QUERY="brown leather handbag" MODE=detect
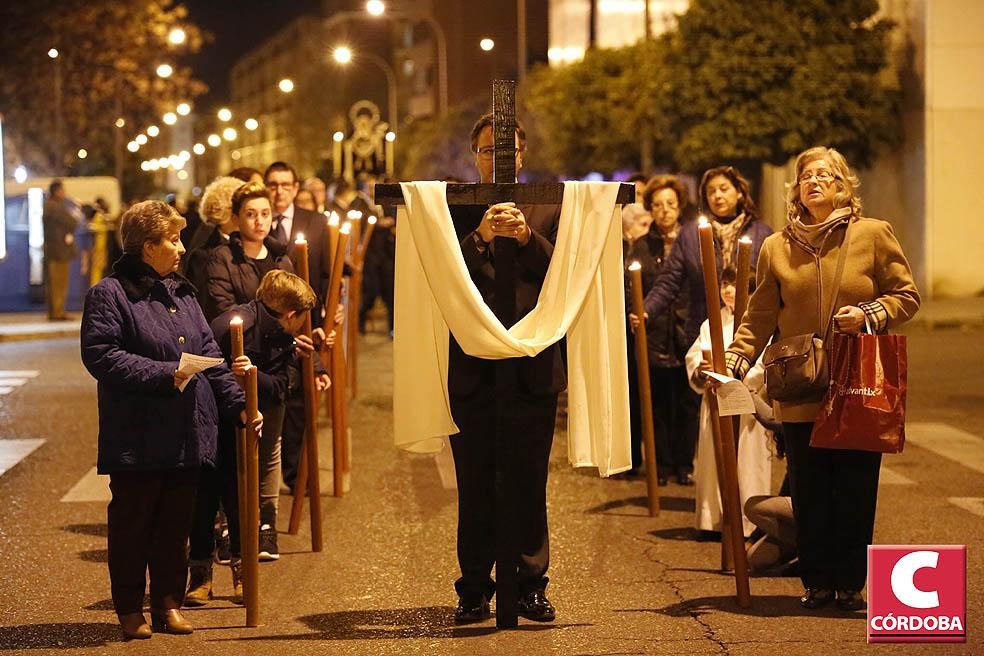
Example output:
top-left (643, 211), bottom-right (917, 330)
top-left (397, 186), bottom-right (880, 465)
top-left (762, 221), bottom-right (852, 403)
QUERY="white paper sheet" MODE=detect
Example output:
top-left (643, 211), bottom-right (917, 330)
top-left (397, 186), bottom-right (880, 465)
top-left (705, 371), bottom-right (756, 417)
top-left (176, 352), bottom-right (225, 392)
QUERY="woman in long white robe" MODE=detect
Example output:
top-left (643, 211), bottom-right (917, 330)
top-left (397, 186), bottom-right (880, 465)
top-left (685, 303), bottom-right (774, 537)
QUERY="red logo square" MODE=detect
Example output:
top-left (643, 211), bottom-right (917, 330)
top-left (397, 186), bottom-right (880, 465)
top-left (867, 545), bottom-right (966, 643)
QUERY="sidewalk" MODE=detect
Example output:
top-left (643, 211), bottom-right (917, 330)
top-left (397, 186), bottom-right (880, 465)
top-left (1, 296), bottom-right (982, 342)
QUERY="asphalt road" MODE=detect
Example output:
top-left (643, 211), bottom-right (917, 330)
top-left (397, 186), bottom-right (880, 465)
top-left (0, 326), bottom-right (981, 655)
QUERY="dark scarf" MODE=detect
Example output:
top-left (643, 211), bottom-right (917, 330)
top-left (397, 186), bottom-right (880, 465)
top-left (112, 253), bottom-right (196, 301)
top-left (711, 212), bottom-right (750, 269)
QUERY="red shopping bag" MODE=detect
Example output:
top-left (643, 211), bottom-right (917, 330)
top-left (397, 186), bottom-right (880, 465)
top-left (809, 331), bottom-right (907, 453)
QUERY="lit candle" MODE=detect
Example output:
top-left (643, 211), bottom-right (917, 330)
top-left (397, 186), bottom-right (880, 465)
top-left (359, 215), bottom-right (377, 258)
top-left (328, 212), bottom-right (340, 263)
top-left (230, 315), bottom-right (244, 360)
top-left (734, 236), bottom-right (753, 327)
top-left (385, 137), bottom-right (395, 177)
top-left (294, 233), bottom-right (310, 284)
top-left (332, 137), bottom-right (342, 177)
top-left (344, 141), bottom-right (354, 183)
top-left (347, 210), bottom-right (362, 261)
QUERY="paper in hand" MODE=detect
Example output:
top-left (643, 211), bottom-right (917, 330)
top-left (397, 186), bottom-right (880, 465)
top-left (177, 352), bottom-right (225, 392)
top-left (705, 371), bottom-right (756, 417)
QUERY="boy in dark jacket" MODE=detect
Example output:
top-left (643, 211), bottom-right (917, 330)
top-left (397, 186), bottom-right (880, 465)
top-left (185, 270), bottom-right (328, 605)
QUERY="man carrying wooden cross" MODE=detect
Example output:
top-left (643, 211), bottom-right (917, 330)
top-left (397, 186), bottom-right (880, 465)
top-left (446, 113), bottom-right (565, 624)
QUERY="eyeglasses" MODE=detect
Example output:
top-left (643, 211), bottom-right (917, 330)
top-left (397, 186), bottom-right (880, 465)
top-left (475, 146), bottom-right (525, 160)
top-left (266, 182), bottom-right (296, 190)
top-left (798, 170), bottom-right (836, 185)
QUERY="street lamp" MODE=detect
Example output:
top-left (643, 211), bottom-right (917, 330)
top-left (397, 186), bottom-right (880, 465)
top-left (147, 125), bottom-right (160, 137)
top-left (331, 46), bottom-right (397, 130)
top-left (480, 38), bottom-right (495, 51)
top-left (193, 143), bottom-right (206, 155)
top-left (163, 112), bottom-right (177, 125)
top-left (48, 48), bottom-right (59, 59)
top-left (176, 102), bottom-right (191, 116)
top-left (366, 0), bottom-right (385, 16)
top-left (168, 27), bottom-right (187, 46)
top-left (127, 141), bottom-right (139, 152)
top-left (278, 78), bottom-right (294, 93)
top-left (77, 148), bottom-right (88, 159)
top-left (244, 118), bottom-right (259, 131)
top-left (14, 165), bottom-right (28, 183)
top-left (115, 117), bottom-right (126, 128)
top-left (135, 134), bottom-right (148, 145)
top-left (156, 63), bottom-right (173, 78)
top-left (217, 107), bottom-right (232, 122)
top-left (207, 133), bottom-right (221, 147)
top-left (223, 127), bottom-right (237, 141)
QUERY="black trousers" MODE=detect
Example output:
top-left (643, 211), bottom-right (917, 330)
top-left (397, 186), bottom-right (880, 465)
top-left (280, 392), bottom-right (305, 490)
top-left (107, 469), bottom-right (199, 614)
top-left (628, 360), bottom-right (699, 475)
top-left (188, 430), bottom-right (240, 562)
top-left (783, 422), bottom-right (882, 591)
top-left (449, 386), bottom-right (557, 601)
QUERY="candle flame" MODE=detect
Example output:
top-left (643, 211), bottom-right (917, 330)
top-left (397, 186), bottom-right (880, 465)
top-left (627, 261), bottom-right (642, 272)
top-left (295, 233), bottom-right (306, 244)
top-left (328, 212), bottom-right (340, 226)
top-left (230, 315), bottom-right (243, 326)
top-left (347, 210), bottom-right (363, 220)
top-left (698, 215), bottom-right (709, 227)
top-left (739, 235), bottom-right (753, 244)
top-left (368, 215), bottom-right (377, 225)
top-left (340, 222), bottom-right (352, 235)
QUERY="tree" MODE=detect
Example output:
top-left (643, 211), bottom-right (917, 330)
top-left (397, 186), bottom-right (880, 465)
top-left (664, 0), bottom-right (901, 172)
top-left (522, 40), bottom-right (671, 177)
top-left (0, 0), bottom-right (207, 180)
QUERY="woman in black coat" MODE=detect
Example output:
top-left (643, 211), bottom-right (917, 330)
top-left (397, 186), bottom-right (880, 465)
top-left (625, 176), bottom-right (699, 485)
top-left (81, 201), bottom-right (261, 640)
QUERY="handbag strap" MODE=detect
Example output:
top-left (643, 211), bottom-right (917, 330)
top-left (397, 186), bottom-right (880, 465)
top-left (821, 218), bottom-right (853, 343)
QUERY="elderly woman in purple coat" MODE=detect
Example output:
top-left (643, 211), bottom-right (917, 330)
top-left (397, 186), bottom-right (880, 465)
top-left (81, 201), bottom-right (261, 640)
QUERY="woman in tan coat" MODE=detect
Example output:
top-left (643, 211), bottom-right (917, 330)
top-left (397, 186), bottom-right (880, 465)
top-left (725, 146), bottom-right (920, 612)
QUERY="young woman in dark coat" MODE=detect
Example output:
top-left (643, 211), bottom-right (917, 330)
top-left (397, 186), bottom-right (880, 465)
top-left (81, 201), bottom-right (261, 640)
top-left (624, 176), bottom-right (699, 485)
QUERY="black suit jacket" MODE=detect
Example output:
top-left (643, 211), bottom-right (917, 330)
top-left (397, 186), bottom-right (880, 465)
top-left (448, 204), bottom-right (567, 397)
top-left (284, 205), bottom-right (331, 328)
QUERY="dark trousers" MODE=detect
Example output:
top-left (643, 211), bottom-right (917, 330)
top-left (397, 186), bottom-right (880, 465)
top-left (783, 422), bottom-right (882, 591)
top-left (449, 386), bottom-right (557, 601)
top-left (280, 392), bottom-right (305, 491)
top-left (358, 262), bottom-right (395, 333)
top-left (107, 469), bottom-right (199, 614)
top-left (628, 360), bottom-right (698, 475)
top-left (189, 432), bottom-right (240, 562)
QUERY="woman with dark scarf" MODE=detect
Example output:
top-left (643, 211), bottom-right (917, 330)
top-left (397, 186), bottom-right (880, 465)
top-left (632, 166), bottom-right (772, 363)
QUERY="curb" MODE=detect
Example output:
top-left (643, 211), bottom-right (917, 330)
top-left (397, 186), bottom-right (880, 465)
top-left (0, 328), bottom-right (81, 344)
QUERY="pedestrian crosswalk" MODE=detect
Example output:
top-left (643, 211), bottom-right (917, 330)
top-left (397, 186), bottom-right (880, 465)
top-left (0, 370), bottom-right (39, 396)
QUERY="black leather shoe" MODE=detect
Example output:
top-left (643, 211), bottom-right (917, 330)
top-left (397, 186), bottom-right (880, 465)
top-left (836, 590), bottom-right (865, 611)
top-left (676, 472), bottom-right (695, 486)
top-left (454, 596), bottom-right (491, 624)
top-left (517, 590), bottom-right (556, 622)
top-left (800, 588), bottom-right (835, 609)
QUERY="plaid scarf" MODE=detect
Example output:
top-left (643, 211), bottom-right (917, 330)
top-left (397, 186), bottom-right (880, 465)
top-left (711, 212), bottom-right (750, 269)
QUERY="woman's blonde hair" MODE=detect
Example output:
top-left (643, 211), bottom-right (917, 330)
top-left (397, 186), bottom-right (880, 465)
top-left (200, 176), bottom-right (244, 227)
top-left (120, 201), bottom-right (185, 254)
top-left (786, 146), bottom-right (862, 222)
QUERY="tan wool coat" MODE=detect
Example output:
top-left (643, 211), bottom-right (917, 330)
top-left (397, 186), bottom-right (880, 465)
top-left (725, 214), bottom-right (920, 422)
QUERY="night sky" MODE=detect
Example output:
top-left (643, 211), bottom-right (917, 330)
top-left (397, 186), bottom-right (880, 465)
top-left (184, 0), bottom-right (322, 107)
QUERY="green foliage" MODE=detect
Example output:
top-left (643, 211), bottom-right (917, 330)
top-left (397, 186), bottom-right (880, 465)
top-left (0, 0), bottom-right (208, 177)
top-left (664, 0), bottom-right (901, 171)
top-left (522, 40), bottom-right (670, 177)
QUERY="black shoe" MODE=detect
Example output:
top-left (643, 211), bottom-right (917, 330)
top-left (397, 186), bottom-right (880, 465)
top-left (517, 590), bottom-right (555, 622)
top-left (657, 475), bottom-right (669, 487)
top-left (454, 595), bottom-right (491, 624)
top-left (259, 524), bottom-right (280, 561)
top-left (800, 587), bottom-right (835, 609)
top-left (676, 472), bottom-right (695, 486)
top-left (836, 590), bottom-right (865, 611)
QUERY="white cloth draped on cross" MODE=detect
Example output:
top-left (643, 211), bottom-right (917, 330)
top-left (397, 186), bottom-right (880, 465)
top-left (392, 180), bottom-right (631, 477)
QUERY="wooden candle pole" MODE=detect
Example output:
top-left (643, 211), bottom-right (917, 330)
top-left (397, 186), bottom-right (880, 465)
top-left (325, 224), bottom-right (351, 493)
top-left (697, 216), bottom-right (752, 607)
top-left (243, 365), bottom-right (260, 626)
top-left (734, 236), bottom-right (752, 327)
top-left (327, 212), bottom-right (340, 263)
top-left (346, 212), bottom-right (363, 400)
top-left (628, 262), bottom-right (660, 517)
top-left (229, 316), bottom-right (252, 619)
top-left (286, 233), bottom-right (324, 552)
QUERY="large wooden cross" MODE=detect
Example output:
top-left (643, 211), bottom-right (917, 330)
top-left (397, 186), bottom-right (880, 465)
top-left (375, 80), bottom-right (633, 629)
